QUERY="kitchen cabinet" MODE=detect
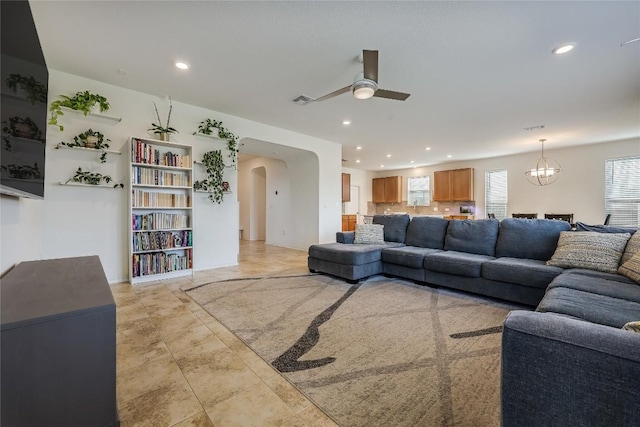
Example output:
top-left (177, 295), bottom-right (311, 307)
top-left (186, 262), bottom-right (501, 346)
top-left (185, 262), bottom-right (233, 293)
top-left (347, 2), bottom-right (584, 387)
top-left (342, 214), bottom-right (356, 231)
top-left (433, 168), bottom-right (474, 202)
top-left (342, 173), bottom-right (351, 202)
top-left (372, 176), bottom-right (402, 203)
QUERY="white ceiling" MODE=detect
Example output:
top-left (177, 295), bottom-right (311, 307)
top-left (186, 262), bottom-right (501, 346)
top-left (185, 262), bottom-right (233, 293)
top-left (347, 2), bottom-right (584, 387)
top-left (30, 1), bottom-right (640, 171)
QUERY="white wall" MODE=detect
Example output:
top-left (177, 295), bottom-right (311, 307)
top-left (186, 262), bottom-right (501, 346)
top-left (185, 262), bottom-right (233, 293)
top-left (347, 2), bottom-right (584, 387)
top-left (0, 70), bottom-right (342, 279)
top-left (373, 138), bottom-right (640, 224)
top-left (341, 167), bottom-right (374, 216)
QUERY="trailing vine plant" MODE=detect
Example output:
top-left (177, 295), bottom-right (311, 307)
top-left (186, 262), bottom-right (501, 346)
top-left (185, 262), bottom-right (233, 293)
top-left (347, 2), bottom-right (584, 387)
top-left (2, 163), bottom-right (42, 180)
top-left (193, 150), bottom-right (225, 203)
top-left (2, 116), bottom-right (44, 150)
top-left (65, 167), bottom-right (123, 188)
top-left (49, 91), bottom-right (110, 131)
top-left (197, 118), bottom-right (240, 168)
top-left (56, 129), bottom-right (111, 163)
top-left (5, 74), bottom-right (47, 104)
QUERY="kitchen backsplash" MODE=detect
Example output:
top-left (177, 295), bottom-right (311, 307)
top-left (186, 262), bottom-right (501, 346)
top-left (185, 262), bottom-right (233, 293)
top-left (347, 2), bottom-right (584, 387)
top-left (368, 201), bottom-right (476, 216)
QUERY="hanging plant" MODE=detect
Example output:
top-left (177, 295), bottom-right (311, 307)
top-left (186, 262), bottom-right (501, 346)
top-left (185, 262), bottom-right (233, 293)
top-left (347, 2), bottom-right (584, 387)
top-left (49, 91), bottom-right (110, 131)
top-left (56, 129), bottom-right (111, 163)
top-left (4, 73), bottom-right (47, 104)
top-left (149, 97), bottom-right (178, 139)
top-left (193, 150), bottom-right (225, 203)
top-left (2, 163), bottom-right (42, 180)
top-left (197, 118), bottom-right (240, 167)
top-left (66, 167), bottom-right (123, 188)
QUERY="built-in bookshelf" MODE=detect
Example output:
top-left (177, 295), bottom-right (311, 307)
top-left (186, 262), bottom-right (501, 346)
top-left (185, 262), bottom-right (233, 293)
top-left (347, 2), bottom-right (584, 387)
top-left (128, 136), bottom-right (193, 284)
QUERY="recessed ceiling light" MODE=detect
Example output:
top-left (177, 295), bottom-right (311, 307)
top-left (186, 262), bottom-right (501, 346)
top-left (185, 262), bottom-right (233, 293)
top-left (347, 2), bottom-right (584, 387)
top-left (356, 160), bottom-right (360, 163)
top-left (342, 120), bottom-right (351, 125)
top-left (447, 154), bottom-right (452, 158)
top-left (386, 154), bottom-right (392, 158)
top-left (380, 164), bottom-right (385, 168)
top-left (410, 160), bottom-right (415, 164)
top-left (425, 147), bottom-right (431, 151)
top-left (552, 44), bottom-right (575, 55)
top-left (356, 146), bottom-right (362, 150)
top-left (175, 61), bottom-right (190, 70)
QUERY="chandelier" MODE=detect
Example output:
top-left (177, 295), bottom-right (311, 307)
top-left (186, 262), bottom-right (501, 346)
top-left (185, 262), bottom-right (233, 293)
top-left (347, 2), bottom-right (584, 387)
top-left (525, 139), bottom-right (561, 186)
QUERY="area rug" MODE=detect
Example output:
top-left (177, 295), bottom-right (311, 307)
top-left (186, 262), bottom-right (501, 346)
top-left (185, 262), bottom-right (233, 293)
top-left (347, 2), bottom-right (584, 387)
top-left (185, 274), bottom-right (526, 426)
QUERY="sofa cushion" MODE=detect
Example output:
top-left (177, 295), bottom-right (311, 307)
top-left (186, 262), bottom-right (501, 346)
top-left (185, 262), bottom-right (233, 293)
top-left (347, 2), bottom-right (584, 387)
top-left (619, 251), bottom-right (640, 284)
top-left (621, 232), bottom-right (640, 264)
top-left (575, 222), bottom-right (637, 235)
top-left (444, 219), bottom-right (500, 256)
top-left (308, 242), bottom-right (402, 265)
top-left (381, 246), bottom-right (442, 269)
top-left (548, 271), bottom-right (640, 304)
top-left (495, 218), bottom-right (571, 260)
top-left (561, 268), bottom-right (636, 285)
top-left (424, 251), bottom-right (495, 278)
top-left (404, 216), bottom-right (449, 249)
top-left (373, 214), bottom-right (411, 243)
top-left (546, 231), bottom-right (631, 274)
top-left (536, 286), bottom-right (640, 328)
top-left (353, 224), bottom-right (384, 244)
top-left (482, 257), bottom-right (564, 289)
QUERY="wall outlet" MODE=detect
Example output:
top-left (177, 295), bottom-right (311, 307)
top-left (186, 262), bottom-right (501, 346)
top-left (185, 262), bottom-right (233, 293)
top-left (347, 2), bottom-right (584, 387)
top-left (433, 207), bottom-right (438, 211)
top-left (444, 208), bottom-right (450, 212)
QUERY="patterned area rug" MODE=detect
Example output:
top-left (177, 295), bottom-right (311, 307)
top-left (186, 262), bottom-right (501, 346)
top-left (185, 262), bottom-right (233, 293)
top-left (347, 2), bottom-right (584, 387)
top-left (185, 274), bottom-right (525, 426)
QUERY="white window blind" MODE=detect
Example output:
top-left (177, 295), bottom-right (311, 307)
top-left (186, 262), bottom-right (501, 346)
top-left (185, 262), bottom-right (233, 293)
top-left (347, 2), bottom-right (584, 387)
top-left (408, 176), bottom-right (431, 206)
top-left (605, 156), bottom-right (640, 227)
top-left (485, 169), bottom-right (508, 220)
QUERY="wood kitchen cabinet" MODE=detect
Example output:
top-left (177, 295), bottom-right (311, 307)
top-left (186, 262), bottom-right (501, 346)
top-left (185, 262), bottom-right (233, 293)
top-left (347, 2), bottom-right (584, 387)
top-left (433, 168), bottom-right (474, 201)
top-left (342, 173), bottom-right (351, 202)
top-left (372, 176), bottom-right (402, 203)
top-left (342, 214), bottom-right (356, 231)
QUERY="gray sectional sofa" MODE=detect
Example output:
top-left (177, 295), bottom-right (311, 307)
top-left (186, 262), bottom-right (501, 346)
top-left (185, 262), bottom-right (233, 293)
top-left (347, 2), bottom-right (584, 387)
top-left (308, 214), bottom-right (640, 426)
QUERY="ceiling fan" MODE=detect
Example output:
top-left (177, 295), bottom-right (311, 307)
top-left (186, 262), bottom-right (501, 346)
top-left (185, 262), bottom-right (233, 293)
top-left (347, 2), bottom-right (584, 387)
top-left (306, 50), bottom-right (411, 103)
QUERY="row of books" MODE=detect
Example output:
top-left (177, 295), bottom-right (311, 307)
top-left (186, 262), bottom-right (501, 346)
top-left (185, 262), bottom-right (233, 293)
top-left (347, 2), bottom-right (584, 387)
top-left (131, 166), bottom-right (190, 187)
top-left (132, 230), bottom-right (193, 252)
top-left (132, 212), bottom-right (189, 230)
top-left (132, 189), bottom-right (190, 208)
top-left (131, 138), bottom-right (191, 167)
top-left (132, 249), bottom-right (192, 278)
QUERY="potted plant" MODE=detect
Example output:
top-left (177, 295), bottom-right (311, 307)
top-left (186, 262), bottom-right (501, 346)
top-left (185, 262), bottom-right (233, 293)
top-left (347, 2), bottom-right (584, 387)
top-left (197, 118), bottom-right (240, 167)
top-left (1, 163), bottom-right (42, 180)
top-left (193, 150), bottom-right (225, 203)
top-left (49, 90), bottom-right (110, 131)
top-left (149, 97), bottom-right (178, 141)
top-left (56, 129), bottom-right (112, 163)
top-left (4, 73), bottom-right (47, 104)
top-left (65, 167), bottom-right (123, 188)
top-left (2, 116), bottom-right (43, 141)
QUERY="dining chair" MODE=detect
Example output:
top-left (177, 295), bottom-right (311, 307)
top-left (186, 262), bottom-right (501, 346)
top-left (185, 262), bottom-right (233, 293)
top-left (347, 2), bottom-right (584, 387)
top-left (544, 213), bottom-right (574, 223)
top-left (512, 213), bottom-right (538, 219)
top-left (488, 213), bottom-right (496, 219)
top-left (604, 214), bottom-right (611, 225)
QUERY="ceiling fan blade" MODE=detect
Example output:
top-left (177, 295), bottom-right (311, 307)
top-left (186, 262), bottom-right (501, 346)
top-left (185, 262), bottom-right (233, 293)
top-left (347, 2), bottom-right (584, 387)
top-left (315, 85), bottom-right (351, 102)
top-left (363, 50), bottom-right (378, 83)
top-left (373, 89), bottom-right (411, 101)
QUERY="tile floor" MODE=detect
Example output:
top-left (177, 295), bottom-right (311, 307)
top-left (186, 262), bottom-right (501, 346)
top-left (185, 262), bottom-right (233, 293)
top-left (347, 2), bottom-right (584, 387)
top-left (112, 241), bottom-right (338, 426)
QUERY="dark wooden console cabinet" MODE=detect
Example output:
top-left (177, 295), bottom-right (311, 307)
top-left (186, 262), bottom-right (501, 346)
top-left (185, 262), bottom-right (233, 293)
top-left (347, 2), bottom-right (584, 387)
top-left (1, 256), bottom-right (119, 426)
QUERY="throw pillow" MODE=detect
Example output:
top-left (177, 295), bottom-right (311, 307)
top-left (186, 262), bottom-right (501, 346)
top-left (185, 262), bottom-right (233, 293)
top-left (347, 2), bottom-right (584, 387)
top-left (546, 231), bottom-right (631, 274)
top-left (353, 224), bottom-right (385, 245)
top-left (618, 251), bottom-right (640, 284)
top-left (621, 232), bottom-right (640, 264)
top-left (622, 321), bottom-right (640, 333)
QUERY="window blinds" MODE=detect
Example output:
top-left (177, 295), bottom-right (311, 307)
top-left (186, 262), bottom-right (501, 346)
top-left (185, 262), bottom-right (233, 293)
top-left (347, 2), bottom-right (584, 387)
top-left (605, 156), bottom-right (640, 227)
top-left (485, 169), bottom-right (508, 220)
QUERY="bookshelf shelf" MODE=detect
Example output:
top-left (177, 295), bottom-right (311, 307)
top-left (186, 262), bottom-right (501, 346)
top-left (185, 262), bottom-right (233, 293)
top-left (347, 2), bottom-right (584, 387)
top-left (128, 137), bottom-right (194, 284)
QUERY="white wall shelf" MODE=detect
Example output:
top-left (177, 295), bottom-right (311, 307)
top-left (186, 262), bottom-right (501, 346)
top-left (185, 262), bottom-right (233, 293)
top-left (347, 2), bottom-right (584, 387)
top-left (195, 189), bottom-right (232, 194)
top-left (55, 145), bottom-right (121, 155)
top-left (58, 181), bottom-right (123, 189)
top-left (60, 106), bottom-right (122, 123)
top-left (192, 131), bottom-right (220, 140)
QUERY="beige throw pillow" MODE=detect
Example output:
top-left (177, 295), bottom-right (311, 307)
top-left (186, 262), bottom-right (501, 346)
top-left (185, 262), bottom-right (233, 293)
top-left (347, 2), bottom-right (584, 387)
top-left (353, 224), bottom-right (385, 245)
top-left (621, 232), bottom-right (640, 264)
top-left (622, 321), bottom-right (640, 333)
top-left (546, 231), bottom-right (631, 274)
top-left (618, 251), bottom-right (640, 284)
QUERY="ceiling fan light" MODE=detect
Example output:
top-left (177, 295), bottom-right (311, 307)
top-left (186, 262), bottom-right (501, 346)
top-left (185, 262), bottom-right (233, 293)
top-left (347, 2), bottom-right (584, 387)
top-left (352, 79), bottom-right (377, 100)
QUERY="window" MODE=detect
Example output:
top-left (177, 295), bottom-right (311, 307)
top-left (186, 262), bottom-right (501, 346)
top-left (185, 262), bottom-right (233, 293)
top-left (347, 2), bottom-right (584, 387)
top-left (485, 170), bottom-right (508, 220)
top-left (605, 156), bottom-right (640, 227)
top-left (407, 176), bottom-right (431, 206)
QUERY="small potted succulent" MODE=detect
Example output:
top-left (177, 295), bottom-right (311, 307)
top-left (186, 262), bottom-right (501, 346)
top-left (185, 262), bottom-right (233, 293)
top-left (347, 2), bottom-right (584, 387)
top-left (49, 90), bottom-right (110, 131)
top-left (149, 97), bottom-right (178, 141)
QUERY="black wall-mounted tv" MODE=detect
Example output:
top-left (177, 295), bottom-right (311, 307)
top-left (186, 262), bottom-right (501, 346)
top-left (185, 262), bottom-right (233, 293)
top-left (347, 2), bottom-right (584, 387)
top-left (1, 0), bottom-right (49, 199)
